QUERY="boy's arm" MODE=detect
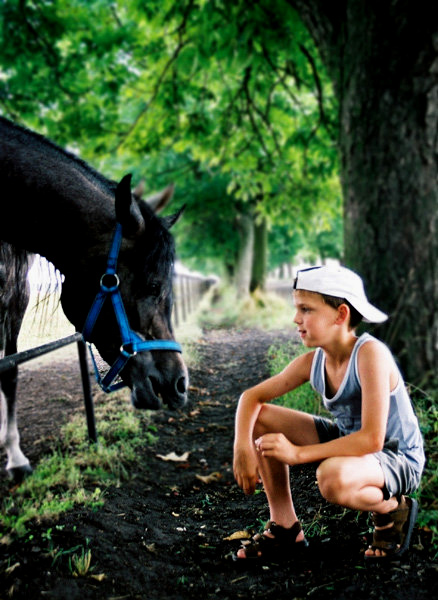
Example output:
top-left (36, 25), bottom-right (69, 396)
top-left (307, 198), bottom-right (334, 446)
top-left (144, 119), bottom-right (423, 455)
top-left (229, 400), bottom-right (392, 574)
top-left (233, 351), bottom-right (314, 494)
top-left (257, 341), bottom-right (392, 465)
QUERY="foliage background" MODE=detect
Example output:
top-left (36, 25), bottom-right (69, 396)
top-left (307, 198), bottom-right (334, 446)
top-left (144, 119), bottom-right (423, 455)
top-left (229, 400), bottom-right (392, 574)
top-left (0, 0), bottom-right (342, 281)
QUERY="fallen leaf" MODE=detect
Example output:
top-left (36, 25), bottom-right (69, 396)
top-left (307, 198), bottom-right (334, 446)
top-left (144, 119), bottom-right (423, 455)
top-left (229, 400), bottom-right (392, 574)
top-left (223, 530), bottom-right (251, 541)
top-left (89, 573), bottom-right (106, 582)
top-left (5, 562), bottom-right (20, 576)
top-left (156, 451), bottom-right (190, 462)
top-left (195, 471), bottom-right (222, 484)
top-left (188, 385), bottom-right (209, 395)
top-left (0, 535), bottom-right (12, 546)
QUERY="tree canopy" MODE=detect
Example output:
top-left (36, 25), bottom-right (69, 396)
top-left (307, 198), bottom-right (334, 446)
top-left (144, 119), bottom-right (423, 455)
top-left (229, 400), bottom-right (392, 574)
top-left (0, 0), bottom-right (341, 281)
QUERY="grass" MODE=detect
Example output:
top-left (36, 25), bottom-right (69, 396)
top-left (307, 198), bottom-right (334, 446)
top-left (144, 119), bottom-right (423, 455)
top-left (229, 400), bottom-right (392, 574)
top-left (266, 340), bottom-right (438, 554)
top-left (69, 546), bottom-right (93, 577)
top-left (195, 283), bottom-right (294, 331)
top-left (267, 339), bottom-right (328, 416)
top-left (0, 390), bottom-right (158, 539)
top-left (409, 383), bottom-right (438, 552)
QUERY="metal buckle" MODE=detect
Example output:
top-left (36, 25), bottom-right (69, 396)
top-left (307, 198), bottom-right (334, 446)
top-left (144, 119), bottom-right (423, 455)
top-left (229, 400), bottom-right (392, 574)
top-left (100, 273), bottom-right (120, 293)
top-left (120, 344), bottom-right (137, 358)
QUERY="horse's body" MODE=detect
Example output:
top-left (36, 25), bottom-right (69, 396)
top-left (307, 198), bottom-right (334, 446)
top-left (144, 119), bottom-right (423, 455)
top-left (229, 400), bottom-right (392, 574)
top-left (0, 116), bottom-right (188, 479)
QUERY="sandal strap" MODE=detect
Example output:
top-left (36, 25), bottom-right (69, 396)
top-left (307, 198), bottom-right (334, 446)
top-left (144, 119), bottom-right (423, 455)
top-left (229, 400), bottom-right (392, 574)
top-left (371, 497), bottom-right (410, 530)
top-left (269, 521), bottom-right (302, 540)
top-left (368, 496), bottom-right (413, 554)
top-left (240, 520), bottom-right (304, 558)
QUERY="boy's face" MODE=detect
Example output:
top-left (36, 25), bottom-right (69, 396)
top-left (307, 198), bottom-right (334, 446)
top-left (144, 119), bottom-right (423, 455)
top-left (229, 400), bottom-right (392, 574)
top-left (292, 290), bottom-right (340, 347)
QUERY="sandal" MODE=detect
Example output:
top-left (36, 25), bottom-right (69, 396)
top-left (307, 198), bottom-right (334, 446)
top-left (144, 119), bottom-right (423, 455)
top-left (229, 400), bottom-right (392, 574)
top-left (232, 520), bottom-right (308, 563)
top-left (365, 496), bottom-right (418, 562)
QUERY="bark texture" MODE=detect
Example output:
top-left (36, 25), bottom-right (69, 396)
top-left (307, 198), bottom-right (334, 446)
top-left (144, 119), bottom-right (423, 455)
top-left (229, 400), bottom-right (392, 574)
top-left (291, 0), bottom-right (438, 383)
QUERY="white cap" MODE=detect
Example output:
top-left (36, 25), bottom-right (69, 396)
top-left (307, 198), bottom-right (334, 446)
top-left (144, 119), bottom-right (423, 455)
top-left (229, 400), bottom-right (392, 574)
top-left (293, 265), bottom-right (388, 323)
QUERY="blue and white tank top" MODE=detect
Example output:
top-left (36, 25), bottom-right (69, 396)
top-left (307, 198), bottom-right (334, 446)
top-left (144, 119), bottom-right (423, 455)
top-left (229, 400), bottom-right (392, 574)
top-left (310, 333), bottom-right (425, 475)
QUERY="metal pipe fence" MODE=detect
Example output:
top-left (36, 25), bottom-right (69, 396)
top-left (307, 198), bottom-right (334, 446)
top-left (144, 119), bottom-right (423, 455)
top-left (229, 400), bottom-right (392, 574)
top-left (0, 333), bottom-right (98, 443)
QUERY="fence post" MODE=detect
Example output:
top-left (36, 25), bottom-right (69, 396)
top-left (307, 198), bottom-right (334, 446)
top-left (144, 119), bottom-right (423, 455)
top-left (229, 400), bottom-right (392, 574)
top-left (76, 338), bottom-right (98, 444)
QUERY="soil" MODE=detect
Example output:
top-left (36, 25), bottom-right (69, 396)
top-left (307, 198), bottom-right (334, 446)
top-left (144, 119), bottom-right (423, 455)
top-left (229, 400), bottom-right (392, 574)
top-left (0, 328), bottom-right (437, 600)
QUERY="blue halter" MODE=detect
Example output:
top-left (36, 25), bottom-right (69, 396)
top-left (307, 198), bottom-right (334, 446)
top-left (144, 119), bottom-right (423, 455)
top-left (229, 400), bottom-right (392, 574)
top-left (82, 223), bottom-right (182, 393)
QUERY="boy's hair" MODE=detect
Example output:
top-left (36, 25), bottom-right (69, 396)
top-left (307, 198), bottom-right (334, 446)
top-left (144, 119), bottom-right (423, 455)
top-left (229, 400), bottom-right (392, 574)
top-left (320, 293), bottom-right (363, 329)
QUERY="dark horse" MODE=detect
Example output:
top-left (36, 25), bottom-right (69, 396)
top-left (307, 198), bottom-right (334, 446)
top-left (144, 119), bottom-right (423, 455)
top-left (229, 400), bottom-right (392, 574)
top-left (0, 116), bottom-right (188, 479)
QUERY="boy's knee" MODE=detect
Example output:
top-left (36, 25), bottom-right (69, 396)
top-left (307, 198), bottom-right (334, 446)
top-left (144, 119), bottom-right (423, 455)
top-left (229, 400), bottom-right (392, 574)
top-left (253, 404), bottom-right (272, 438)
top-left (316, 459), bottom-right (350, 503)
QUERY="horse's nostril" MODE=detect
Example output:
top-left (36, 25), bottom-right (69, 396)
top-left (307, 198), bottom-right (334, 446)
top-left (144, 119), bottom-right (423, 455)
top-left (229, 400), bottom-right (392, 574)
top-left (176, 376), bottom-right (187, 395)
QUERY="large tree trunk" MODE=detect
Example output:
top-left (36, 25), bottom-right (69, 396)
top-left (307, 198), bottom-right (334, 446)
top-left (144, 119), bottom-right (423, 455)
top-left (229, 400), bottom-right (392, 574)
top-left (291, 0), bottom-right (438, 383)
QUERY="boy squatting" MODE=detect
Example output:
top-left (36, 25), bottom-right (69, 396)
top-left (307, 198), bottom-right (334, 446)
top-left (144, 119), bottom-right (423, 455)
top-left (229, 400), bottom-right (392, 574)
top-left (233, 265), bottom-right (425, 562)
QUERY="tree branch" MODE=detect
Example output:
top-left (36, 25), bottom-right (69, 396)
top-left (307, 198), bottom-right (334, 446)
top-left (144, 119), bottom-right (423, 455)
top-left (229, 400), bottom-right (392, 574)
top-left (114, 1), bottom-right (194, 151)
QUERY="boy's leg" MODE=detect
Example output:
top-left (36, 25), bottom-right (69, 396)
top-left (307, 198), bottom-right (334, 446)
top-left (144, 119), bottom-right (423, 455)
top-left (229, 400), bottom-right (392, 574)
top-left (236, 404), bottom-right (319, 558)
top-left (316, 455), bottom-right (409, 558)
top-left (254, 404), bottom-right (321, 527)
top-left (316, 454), bottom-right (394, 512)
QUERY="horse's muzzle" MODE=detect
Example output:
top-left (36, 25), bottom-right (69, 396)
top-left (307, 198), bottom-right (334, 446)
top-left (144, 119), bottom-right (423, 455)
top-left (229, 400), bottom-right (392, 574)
top-left (130, 371), bottom-right (188, 411)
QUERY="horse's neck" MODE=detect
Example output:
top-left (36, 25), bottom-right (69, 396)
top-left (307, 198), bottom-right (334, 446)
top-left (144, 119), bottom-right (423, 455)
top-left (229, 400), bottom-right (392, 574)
top-left (5, 199), bottom-right (114, 276)
top-left (2, 173), bottom-right (115, 275)
top-left (1, 121), bottom-right (116, 274)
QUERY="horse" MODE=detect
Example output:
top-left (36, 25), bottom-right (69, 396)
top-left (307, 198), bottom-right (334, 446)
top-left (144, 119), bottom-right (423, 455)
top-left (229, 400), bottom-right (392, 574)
top-left (0, 116), bottom-right (188, 480)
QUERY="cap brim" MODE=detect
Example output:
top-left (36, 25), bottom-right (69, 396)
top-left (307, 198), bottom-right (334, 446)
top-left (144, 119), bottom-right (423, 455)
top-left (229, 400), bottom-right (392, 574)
top-left (359, 304), bottom-right (388, 323)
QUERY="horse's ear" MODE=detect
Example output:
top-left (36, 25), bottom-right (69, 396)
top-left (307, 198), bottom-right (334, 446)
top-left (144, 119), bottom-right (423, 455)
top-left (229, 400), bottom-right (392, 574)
top-left (163, 204), bottom-right (185, 229)
top-left (133, 179), bottom-right (145, 199)
top-left (144, 183), bottom-right (175, 214)
top-left (115, 174), bottom-right (145, 237)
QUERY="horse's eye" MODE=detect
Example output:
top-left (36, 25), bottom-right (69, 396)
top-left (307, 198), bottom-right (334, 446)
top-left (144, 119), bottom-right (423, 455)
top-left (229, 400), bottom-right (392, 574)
top-left (148, 281), bottom-right (161, 297)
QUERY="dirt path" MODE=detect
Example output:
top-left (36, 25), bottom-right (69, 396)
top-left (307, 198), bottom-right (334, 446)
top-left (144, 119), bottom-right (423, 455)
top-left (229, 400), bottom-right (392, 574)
top-left (0, 329), bottom-right (436, 599)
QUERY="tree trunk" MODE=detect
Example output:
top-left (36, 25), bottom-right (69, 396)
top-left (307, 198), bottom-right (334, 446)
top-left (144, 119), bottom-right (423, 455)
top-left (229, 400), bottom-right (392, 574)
top-left (250, 216), bottom-right (268, 292)
top-left (291, 0), bottom-right (438, 383)
top-left (234, 213), bottom-right (254, 298)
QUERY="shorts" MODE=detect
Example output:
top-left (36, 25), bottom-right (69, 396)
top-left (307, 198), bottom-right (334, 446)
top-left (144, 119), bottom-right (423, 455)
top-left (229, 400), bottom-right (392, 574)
top-left (313, 416), bottom-right (422, 500)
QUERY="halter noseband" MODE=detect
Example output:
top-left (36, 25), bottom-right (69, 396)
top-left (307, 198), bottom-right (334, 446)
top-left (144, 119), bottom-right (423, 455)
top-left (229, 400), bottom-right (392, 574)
top-left (82, 223), bottom-right (182, 393)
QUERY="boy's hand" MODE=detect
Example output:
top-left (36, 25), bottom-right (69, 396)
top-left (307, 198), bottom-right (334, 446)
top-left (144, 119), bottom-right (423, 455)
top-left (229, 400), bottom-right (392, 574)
top-left (233, 446), bottom-right (261, 495)
top-left (255, 433), bottom-right (300, 465)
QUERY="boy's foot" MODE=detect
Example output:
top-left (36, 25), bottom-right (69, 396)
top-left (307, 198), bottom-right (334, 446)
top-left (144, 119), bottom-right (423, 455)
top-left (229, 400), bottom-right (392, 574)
top-left (233, 520), bottom-right (308, 562)
top-left (365, 496), bottom-right (418, 561)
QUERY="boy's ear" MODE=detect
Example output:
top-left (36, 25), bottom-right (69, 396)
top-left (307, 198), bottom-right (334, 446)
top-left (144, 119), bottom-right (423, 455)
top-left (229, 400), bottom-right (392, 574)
top-left (336, 303), bottom-right (350, 325)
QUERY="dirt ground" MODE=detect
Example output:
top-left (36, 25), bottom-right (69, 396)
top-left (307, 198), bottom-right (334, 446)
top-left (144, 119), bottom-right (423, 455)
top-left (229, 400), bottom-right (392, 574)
top-left (0, 328), bottom-right (437, 600)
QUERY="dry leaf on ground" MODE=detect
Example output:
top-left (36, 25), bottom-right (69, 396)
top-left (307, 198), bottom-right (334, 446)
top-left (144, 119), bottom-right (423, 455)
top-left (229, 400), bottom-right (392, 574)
top-left (156, 451), bottom-right (190, 462)
top-left (223, 531), bottom-right (251, 541)
top-left (195, 471), bottom-right (222, 484)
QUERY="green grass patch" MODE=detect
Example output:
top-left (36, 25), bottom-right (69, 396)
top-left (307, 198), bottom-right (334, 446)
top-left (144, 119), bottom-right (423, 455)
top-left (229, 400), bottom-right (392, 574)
top-left (0, 391), bottom-right (157, 539)
top-left (195, 284), bottom-right (294, 331)
top-left (410, 383), bottom-right (438, 553)
top-left (267, 339), bottom-right (328, 416)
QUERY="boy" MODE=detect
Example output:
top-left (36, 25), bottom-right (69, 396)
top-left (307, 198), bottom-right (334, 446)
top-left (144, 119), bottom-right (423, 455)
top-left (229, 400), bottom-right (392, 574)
top-left (233, 265), bottom-right (425, 562)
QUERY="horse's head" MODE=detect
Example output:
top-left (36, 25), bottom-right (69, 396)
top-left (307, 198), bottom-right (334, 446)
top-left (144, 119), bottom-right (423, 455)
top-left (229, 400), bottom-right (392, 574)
top-left (61, 174), bottom-right (188, 411)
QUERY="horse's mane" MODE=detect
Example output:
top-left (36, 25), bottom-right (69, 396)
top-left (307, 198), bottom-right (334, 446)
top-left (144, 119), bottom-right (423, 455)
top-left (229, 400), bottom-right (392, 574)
top-left (0, 116), bottom-right (116, 195)
top-left (0, 242), bottom-right (32, 301)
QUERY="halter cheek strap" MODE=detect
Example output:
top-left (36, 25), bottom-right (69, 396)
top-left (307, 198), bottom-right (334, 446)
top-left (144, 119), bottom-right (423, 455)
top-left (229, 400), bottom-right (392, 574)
top-left (82, 223), bottom-right (181, 393)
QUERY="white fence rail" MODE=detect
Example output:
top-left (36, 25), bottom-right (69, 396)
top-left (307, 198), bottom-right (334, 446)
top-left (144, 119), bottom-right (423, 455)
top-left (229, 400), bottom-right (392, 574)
top-left (172, 273), bottom-right (216, 326)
